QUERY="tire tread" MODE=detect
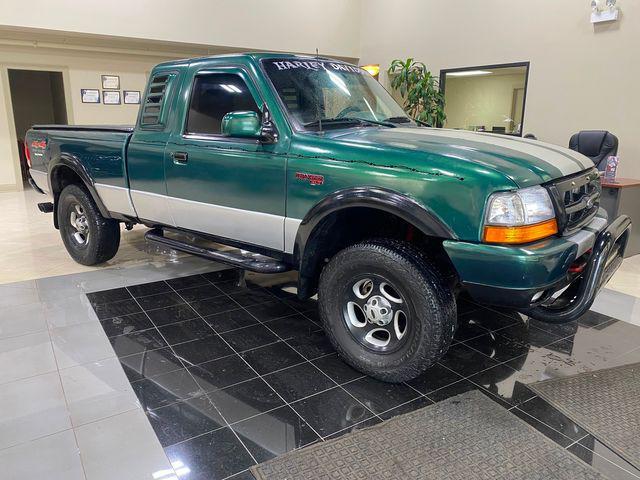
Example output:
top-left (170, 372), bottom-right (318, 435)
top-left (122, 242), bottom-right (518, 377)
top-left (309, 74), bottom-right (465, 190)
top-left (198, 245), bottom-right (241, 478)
top-left (58, 184), bottom-right (120, 265)
top-left (318, 239), bottom-right (457, 383)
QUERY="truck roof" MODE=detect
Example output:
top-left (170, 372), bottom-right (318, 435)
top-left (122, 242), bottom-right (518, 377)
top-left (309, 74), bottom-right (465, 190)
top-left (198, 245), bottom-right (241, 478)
top-left (153, 52), bottom-right (346, 69)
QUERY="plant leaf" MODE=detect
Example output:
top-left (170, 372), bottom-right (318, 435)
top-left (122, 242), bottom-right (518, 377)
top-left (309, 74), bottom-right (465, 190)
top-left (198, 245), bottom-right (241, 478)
top-left (386, 57), bottom-right (445, 127)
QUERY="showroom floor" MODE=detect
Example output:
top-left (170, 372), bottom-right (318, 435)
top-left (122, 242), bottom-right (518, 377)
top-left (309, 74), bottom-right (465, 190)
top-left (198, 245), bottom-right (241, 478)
top-left (2, 187), bottom-right (640, 479)
top-left (0, 188), bottom-right (174, 283)
top-left (3, 259), bottom-right (640, 479)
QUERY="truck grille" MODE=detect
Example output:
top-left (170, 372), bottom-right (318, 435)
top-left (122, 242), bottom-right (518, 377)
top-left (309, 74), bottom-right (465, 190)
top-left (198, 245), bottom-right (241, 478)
top-left (548, 169), bottom-right (601, 234)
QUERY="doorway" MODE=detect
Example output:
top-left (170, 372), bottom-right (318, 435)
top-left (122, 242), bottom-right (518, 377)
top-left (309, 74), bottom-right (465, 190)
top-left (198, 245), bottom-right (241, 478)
top-left (8, 69), bottom-right (68, 186)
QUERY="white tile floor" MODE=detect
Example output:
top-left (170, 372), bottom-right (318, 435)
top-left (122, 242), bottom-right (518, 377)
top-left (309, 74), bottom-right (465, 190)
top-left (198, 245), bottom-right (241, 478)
top-left (60, 357), bottom-right (140, 427)
top-left (0, 188), bottom-right (188, 284)
top-left (1, 429), bottom-right (85, 480)
top-left (0, 372), bottom-right (70, 450)
top-left (0, 255), bottom-right (226, 480)
top-left (75, 409), bottom-right (175, 480)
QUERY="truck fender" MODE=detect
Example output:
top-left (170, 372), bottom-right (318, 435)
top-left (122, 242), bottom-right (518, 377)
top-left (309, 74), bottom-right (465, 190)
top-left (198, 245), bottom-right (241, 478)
top-left (49, 154), bottom-right (112, 227)
top-left (293, 186), bottom-right (456, 298)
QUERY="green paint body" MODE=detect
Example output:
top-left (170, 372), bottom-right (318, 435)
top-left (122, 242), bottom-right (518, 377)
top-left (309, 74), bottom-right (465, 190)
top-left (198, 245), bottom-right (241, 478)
top-left (27, 53), bottom-right (600, 295)
top-left (221, 111), bottom-right (262, 138)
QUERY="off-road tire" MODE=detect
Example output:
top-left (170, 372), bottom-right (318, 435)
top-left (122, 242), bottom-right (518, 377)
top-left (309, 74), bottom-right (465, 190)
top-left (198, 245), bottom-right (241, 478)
top-left (318, 239), bottom-right (457, 383)
top-left (58, 184), bottom-right (120, 265)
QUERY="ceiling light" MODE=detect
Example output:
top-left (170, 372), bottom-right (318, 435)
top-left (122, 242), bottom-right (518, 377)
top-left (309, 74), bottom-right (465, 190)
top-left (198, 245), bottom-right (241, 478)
top-left (361, 64), bottom-right (380, 78)
top-left (590, 0), bottom-right (620, 23)
top-left (447, 70), bottom-right (492, 77)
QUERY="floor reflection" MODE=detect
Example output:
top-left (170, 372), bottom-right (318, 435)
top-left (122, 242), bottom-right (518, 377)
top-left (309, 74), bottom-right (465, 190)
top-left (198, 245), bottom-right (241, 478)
top-left (91, 270), bottom-right (640, 479)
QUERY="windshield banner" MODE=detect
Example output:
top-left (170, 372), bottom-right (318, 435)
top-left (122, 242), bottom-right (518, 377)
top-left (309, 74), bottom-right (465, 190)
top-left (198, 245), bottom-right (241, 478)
top-left (269, 60), bottom-right (363, 74)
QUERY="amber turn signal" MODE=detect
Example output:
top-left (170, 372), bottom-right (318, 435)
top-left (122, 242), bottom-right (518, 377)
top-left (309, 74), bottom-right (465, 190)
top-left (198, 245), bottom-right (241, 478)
top-left (483, 218), bottom-right (558, 244)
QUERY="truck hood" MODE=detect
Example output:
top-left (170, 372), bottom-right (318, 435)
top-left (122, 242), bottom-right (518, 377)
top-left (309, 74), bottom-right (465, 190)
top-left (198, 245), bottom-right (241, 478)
top-left (326, 127), bottom-right (594, 187)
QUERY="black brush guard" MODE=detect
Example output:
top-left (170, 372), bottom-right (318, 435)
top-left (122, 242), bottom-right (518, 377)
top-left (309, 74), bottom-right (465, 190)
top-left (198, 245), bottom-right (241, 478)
top-left (523, 215), bottom-right (631, 324)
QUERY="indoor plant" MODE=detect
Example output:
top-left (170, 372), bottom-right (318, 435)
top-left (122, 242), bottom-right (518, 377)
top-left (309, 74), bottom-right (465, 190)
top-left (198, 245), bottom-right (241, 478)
top-left (388, 58), bottom-right (446, 127)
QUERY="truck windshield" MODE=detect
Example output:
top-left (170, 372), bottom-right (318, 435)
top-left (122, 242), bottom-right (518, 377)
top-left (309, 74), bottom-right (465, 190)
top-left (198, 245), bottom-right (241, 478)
top-left (263, 58), bottom-right (412, 131)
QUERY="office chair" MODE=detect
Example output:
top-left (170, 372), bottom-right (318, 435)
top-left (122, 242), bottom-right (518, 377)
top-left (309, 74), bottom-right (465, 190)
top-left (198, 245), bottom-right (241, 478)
top-left (568, 130), bottom-right (618, 171)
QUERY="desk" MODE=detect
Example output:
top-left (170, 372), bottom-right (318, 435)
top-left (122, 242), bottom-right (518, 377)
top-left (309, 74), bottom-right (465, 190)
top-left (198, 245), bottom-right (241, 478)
top-left (600, 178), bottom-right (640, 257)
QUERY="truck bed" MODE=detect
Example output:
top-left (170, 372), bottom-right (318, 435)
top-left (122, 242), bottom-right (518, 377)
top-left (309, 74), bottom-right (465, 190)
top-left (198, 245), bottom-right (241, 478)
top-left (26, 125), bottom-right (134, 192)
top-left (31, 124), bottom-right (134, 133)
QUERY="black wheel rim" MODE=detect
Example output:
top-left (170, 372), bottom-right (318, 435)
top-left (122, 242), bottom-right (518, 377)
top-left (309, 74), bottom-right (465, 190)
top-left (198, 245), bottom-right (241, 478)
top-left (341, 274), bottom-right (411, 354)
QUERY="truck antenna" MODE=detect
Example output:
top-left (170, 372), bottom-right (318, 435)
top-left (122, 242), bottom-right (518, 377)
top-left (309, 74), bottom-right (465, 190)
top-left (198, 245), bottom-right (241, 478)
top-left (316, 48), bottom-right (323, 133)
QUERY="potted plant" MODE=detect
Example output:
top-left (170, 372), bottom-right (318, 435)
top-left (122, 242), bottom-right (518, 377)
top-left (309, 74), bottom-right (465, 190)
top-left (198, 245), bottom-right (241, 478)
top-left (388, 58), bottom-right (446, 127)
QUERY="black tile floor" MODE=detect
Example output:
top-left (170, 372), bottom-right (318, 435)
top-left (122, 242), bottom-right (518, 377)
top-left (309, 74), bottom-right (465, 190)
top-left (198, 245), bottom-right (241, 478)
top-left (89, 268), bottom-right (640, 480)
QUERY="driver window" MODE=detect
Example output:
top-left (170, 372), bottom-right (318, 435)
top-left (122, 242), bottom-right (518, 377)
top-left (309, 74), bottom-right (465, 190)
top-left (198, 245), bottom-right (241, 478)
top-left (186, 73), bottom-right (260, 135)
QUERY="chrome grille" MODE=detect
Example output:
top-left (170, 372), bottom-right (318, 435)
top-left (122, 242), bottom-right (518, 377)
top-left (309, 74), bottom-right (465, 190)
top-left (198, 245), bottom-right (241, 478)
top-left (549, 169), bottom-right (601, 234)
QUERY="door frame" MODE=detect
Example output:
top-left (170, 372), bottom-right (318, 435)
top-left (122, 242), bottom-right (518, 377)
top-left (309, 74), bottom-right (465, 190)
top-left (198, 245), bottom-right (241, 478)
top-left (1, 63), bottom-right (74, 191)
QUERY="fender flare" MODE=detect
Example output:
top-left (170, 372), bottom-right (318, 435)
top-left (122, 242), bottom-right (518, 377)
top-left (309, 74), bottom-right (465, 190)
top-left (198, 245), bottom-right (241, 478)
top-left (294, 186), bottom-right (455, 260)
top-left (293, 187), bottom-right (456, 297)
top-left (49, 154), bottom-right (112, 224)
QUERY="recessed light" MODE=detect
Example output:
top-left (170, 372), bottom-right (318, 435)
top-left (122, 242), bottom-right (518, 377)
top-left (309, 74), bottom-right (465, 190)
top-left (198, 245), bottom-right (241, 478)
top-left (447, 70), bottom-right (493, 77)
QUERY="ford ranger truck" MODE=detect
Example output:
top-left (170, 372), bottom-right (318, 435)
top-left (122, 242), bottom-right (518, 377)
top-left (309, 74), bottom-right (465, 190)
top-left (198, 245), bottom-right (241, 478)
top-left (25, 53), bottom-right (631, 383)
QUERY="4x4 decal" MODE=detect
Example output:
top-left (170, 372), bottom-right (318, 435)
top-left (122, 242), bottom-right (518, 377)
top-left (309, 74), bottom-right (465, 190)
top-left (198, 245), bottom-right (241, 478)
top-left (295, 172), bottom-right (324, 186)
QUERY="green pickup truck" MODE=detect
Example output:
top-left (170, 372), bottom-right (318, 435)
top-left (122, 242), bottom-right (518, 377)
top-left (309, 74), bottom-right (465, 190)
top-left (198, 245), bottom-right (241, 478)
top-left (26, 53), bottom-right (631, 382)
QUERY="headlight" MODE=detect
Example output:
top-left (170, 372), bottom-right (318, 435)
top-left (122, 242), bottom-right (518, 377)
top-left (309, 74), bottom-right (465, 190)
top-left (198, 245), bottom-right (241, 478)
top-left (483, 186), bottom-right (558, 244)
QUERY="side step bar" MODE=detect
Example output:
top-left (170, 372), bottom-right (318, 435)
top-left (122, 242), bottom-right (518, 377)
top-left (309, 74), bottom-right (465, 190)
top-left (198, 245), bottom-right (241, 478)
top-left (145, 228), bottom-right (290, 274)
top-left (37, 202), bottom-right (54, 213)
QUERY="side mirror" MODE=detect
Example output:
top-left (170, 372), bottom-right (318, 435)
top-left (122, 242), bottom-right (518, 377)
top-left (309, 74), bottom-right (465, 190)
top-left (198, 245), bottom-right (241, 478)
top-left (221, 111), bottom-right (261, 139)
top-left (260, 104), bottom-right (278, 144)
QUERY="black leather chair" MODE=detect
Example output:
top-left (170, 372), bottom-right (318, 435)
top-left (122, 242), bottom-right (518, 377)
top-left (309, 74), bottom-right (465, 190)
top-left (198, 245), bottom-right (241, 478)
top-left (568, 130), bottom-right (618, 171)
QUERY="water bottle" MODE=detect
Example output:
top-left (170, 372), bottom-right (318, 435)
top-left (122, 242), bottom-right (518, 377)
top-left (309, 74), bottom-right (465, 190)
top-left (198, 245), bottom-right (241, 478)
top-left (604, 155), bottom-right (619, 182)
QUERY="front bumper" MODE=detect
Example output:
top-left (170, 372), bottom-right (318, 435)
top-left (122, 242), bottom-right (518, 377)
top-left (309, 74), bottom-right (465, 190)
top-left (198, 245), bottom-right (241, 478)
top-left (444, 214), bottom-right (631, 321)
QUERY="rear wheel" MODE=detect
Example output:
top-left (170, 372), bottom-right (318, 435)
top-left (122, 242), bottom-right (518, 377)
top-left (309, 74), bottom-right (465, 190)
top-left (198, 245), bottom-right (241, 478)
top-left (58, 184), bottom-right (120, 265)
top-left (318, 239), bottom-right (457, 383)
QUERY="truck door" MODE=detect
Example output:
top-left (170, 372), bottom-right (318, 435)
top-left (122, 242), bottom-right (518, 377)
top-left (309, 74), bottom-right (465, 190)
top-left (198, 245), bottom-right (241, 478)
top-left (164, 66), bottom-right (287, 251)
top-left (128, 68), bottom-right (183, 226)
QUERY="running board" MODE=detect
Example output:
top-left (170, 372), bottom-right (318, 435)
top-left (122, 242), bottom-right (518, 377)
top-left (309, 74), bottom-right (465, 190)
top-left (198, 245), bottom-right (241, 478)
top-left (37, 202), bottom-right (54, 213)
top-left (145, 228), bottom-right (290, 274)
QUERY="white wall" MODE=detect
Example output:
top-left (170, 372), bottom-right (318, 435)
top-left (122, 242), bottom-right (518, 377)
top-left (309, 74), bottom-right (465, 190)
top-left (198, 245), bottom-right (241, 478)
top-left (359, 0), bottom-right (640, 178)
top-left (0, 0), bottom-right (362, 59)
top-left (2, 0), bottom-right (640, 188)
top-left (0, 45), bottom-right (162, 189)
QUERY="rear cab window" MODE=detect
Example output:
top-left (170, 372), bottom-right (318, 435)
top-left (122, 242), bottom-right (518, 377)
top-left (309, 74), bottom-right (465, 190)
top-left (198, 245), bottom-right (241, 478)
top-left (139, 71), bottom-right (177, 129)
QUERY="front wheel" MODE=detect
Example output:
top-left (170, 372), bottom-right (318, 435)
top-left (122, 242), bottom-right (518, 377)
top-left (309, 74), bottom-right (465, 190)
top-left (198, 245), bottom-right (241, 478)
top-left (58, 184), bottom-right (120, 265)
top-left (318, 239), bottom-right (457, 383)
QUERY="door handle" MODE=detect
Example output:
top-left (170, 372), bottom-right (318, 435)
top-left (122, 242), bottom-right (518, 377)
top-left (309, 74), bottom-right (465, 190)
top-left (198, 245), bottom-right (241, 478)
top-left (171, 152), bottom-right (188, 164)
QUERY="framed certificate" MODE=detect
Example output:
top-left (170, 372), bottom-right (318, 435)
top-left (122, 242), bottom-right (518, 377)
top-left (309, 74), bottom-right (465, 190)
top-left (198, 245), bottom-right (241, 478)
top-left (81, 89), bottom-right (100, 103)
top-left (102, 90), bottom-right (121, 105)
top-left (123, 90), bottom-right (141, 104)
top-left (101, 75), bottom-right (120, 90)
